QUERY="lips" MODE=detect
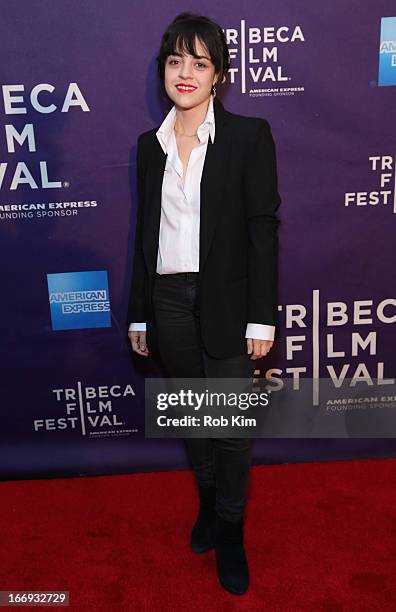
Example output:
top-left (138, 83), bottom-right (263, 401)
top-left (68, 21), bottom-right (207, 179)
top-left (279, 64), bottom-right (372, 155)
top-left (175, 84), bottom-right (197, 93)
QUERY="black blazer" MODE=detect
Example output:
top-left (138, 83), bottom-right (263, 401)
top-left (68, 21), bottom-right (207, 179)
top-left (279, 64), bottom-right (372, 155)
top-left (127, 96), bottom-right (281, 359)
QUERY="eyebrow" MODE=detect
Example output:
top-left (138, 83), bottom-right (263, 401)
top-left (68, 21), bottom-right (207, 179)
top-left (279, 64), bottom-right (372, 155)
top-left (169, 52), bottom-right (210, 60)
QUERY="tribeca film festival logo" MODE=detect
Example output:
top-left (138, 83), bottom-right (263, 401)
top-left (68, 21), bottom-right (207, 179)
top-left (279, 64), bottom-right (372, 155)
top-left (344, 155), bottom-right (396, 213)
top-left (47, 270), bottom-right (111, 331)
top-left (253, 290), bottom-right (396, 407)
top-left (224, 21), bottom-right (305, 97)
top-left (0, 82), bottom-right (98, 222)
top-left (378, 16), bottom-right (396, 87)
top-left (33, 382), bottom-right (138, 438)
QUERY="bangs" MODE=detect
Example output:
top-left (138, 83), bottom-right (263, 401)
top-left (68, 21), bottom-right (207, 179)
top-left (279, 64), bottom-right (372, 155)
top-left (167, 31), bottom-right (211, 61)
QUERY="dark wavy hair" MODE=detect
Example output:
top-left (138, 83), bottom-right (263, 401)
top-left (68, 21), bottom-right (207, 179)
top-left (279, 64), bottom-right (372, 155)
top-left (156, 12), bottom-right (230, 88)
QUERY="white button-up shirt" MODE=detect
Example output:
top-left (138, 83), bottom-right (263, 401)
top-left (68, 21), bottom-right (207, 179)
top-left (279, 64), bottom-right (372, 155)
top-left (129, 95), bottom-right (275, 341)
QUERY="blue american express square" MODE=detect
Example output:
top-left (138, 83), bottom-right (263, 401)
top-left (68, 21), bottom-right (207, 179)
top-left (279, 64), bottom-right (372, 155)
top-left (47, 270), bottom-right (111, 330)
top-left (378, 16), bottom-right (396, 86)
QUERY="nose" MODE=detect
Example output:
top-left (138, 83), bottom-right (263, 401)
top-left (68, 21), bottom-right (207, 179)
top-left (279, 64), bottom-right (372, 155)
top-left (178, 59), bottom-right (194, 80)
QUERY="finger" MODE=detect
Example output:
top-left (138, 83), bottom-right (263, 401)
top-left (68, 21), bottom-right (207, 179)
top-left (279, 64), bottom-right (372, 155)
top-left (135, 344), bottom-right (149, 356)
top-left (136, 335), bottom-right (149, 355)
top-left (251, 341), bottom-right (261, 359)
top-left (137, 333), bottom-right (148, 353)
top-left (129, 333), bottom-right (149, 356)
top-left (253, 341), bottom-right (269, 359)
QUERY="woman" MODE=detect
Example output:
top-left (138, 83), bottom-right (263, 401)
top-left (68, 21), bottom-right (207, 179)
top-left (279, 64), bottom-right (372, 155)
top-left (127, 12), bottom-right (281, 595)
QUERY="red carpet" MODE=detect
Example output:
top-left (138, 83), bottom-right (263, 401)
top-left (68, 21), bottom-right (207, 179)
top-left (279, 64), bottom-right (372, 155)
top-left (1, 459), bottom-right (396, 611)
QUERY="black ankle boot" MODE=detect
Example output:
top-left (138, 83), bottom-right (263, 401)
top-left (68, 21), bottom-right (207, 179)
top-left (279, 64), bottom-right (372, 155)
top-left (214, 513), bottom-right (249, 595)
top-left (190, 486), bottom-right (216, 553)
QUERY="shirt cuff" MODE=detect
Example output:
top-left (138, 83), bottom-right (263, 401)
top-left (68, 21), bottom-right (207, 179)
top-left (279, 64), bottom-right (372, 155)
top-left (245, 323), bottom-right (275, 341)
top-left (128, 322), bottom-right (147, 332)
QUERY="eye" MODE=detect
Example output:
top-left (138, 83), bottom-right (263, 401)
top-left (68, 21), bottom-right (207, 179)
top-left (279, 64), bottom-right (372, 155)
top-left (196, 62), bottom-right (207, 68)
top-left (168, 59), bottom-right (179, 65)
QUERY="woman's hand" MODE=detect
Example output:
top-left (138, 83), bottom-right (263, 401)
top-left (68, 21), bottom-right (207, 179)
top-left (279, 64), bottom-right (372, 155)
top-left (128, 330), bottom-right (150, 356)
top-left (246, 338), bottom-right (273, 360)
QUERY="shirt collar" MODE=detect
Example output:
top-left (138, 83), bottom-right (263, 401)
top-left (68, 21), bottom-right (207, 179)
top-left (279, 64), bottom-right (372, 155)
top-left (156, 94), bottom-right (215, 154)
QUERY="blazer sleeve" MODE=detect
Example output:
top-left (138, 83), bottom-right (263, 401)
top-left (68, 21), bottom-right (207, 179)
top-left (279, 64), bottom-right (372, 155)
top-left (127, 134), bottom-right (147, 324)
top-left (244, 119), bottom-right (281, 327)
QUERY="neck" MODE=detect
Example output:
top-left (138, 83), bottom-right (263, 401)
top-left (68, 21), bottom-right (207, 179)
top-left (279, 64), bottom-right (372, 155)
top-left (174, 95), bottom-right (211, 135)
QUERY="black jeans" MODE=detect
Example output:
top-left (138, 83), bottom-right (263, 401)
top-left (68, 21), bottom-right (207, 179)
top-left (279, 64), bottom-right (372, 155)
top-left (152, 272), bottom-right (255, 522)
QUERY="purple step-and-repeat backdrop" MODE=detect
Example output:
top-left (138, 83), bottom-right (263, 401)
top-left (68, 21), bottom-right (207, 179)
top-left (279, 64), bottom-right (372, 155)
top-left (1, 1), bottom-right (396, 479)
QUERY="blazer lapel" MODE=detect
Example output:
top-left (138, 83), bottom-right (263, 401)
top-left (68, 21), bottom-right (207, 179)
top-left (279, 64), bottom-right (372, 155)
top-left (142, 140), bottom-right (167, 274)
top-left (142, 96), bottom-right (232, 277)
top-left (199, 97), bottom-right (232, 275)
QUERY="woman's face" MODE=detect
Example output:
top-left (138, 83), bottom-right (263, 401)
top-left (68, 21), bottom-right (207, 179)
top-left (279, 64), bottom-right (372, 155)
top-left (164, 36), bottom-right (217, 109)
